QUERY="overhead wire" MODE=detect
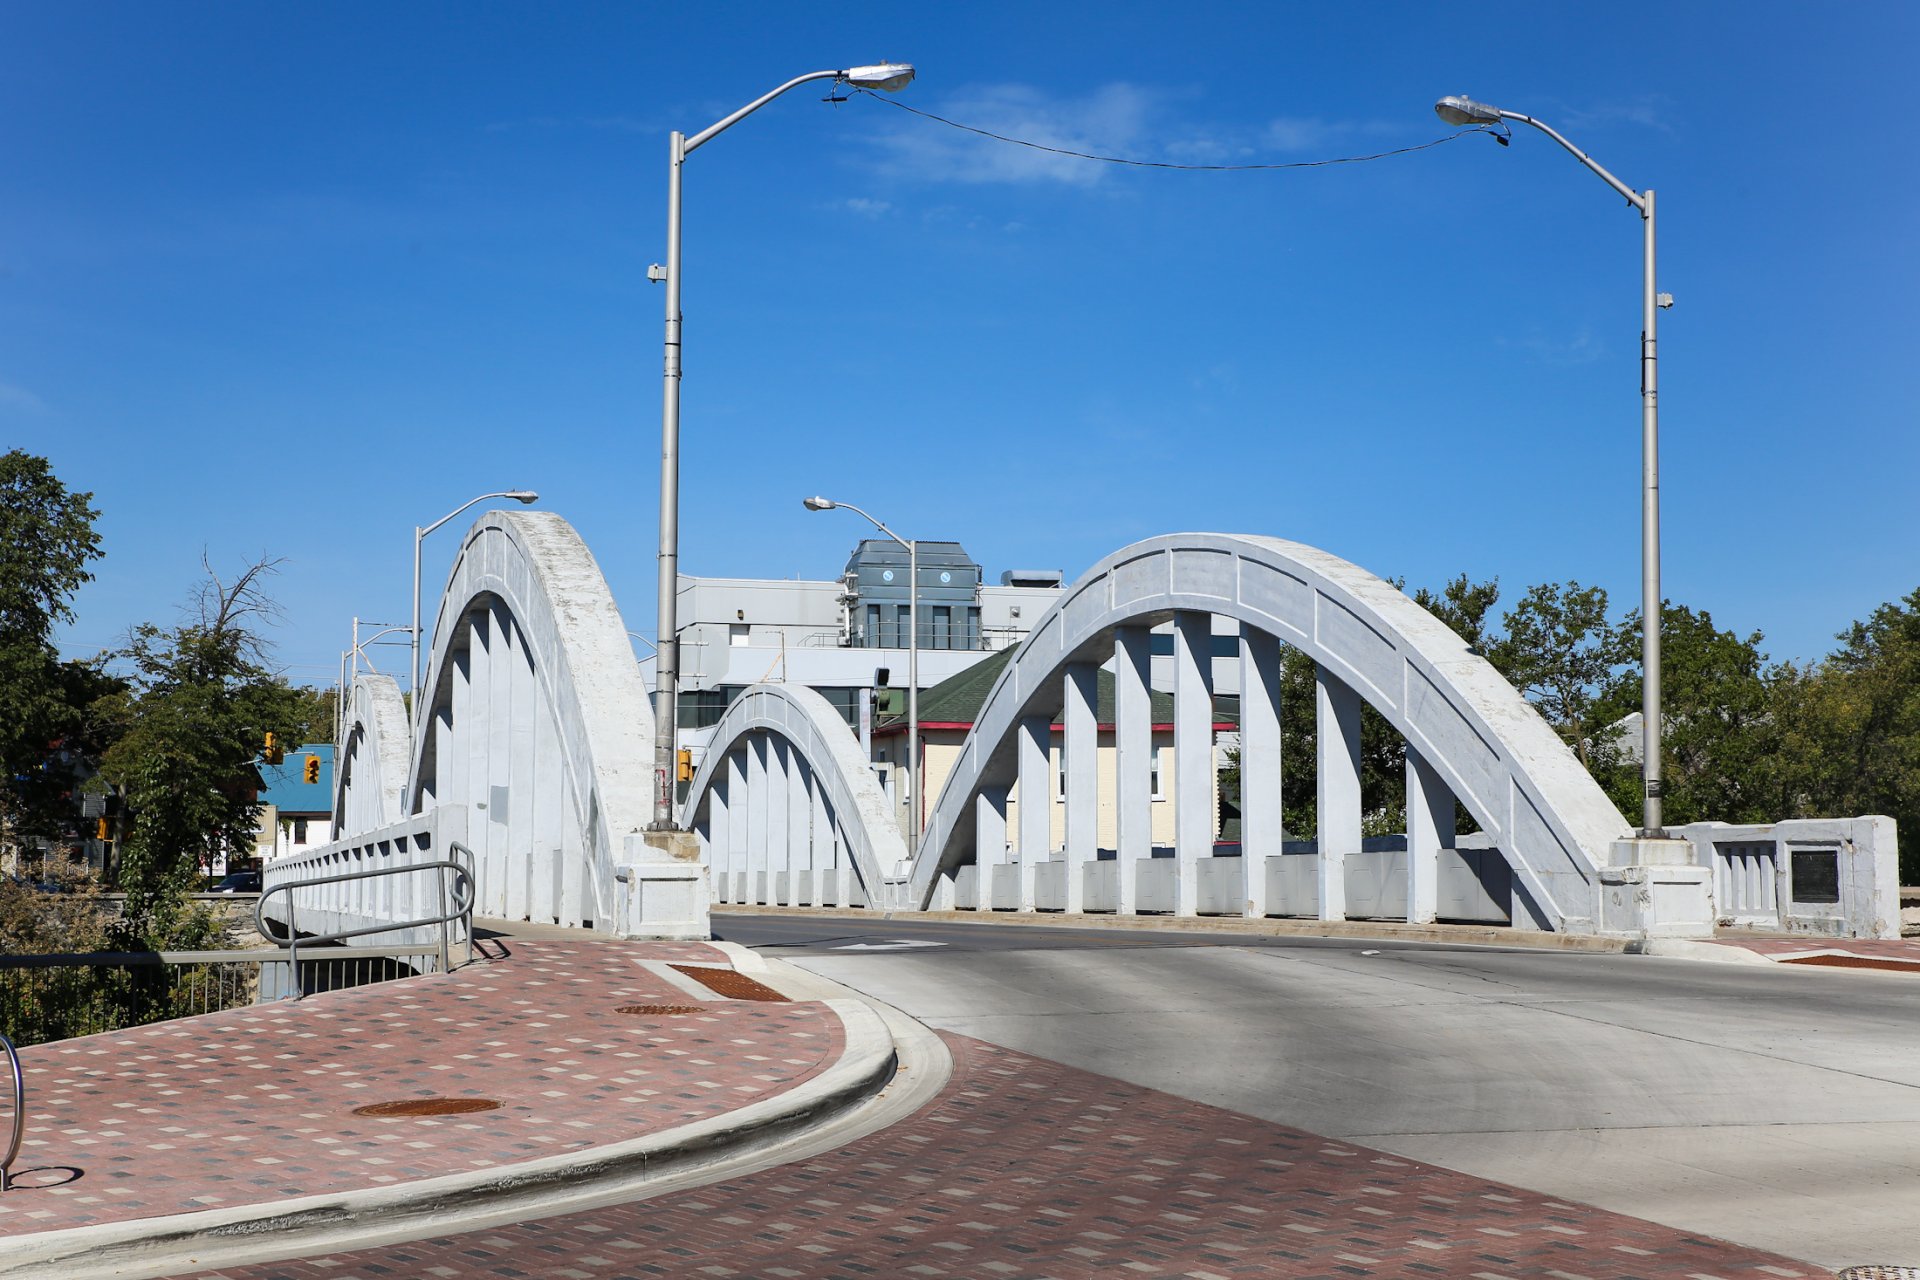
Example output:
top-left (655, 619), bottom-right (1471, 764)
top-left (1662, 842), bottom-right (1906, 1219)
top-left (850, 87), bottom-right (1502, 171)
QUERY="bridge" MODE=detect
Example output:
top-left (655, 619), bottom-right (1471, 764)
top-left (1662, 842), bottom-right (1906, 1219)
top-left (266, 509), bottom-right (1900, 945)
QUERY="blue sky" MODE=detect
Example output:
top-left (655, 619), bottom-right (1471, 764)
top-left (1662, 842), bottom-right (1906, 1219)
top-left (6, 2), bottom-right (1915, 687)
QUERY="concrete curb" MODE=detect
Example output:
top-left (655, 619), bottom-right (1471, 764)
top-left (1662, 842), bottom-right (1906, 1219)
top-left (0, 997), bottom-right (898, 1280)
top-left (1633, 938), bottom-right (1779, 966)
top-left (714, 902), bottom-right (1638, 953)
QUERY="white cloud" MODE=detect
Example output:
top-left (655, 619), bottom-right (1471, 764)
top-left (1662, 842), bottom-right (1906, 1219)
top-left (0, 380), bottom-right (45, 413)
top-left (863, 85), bottom-right (1413, 186)
top-left (1500, 328), bottom-right (1607, 366)
top-left (836, 197), bottom-right (893, 219)
top-left (866, 82), bottom-right (1174, 186)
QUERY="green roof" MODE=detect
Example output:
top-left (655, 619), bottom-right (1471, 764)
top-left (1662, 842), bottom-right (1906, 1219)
top-left (876, 645), bottom-right (1180, 731)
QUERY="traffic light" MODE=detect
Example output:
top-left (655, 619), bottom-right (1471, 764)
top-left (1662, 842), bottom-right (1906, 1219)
top-left (303, 755), bottom-right (321, 785)
top-left (96, 817), bottom-right (109, 841)
top-left (676, 749), bottom-right (693, 783)
top-left (263, 732), bottom-right (284, 765)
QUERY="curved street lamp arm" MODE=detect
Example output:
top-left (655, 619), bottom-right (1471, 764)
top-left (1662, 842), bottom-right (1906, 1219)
top-left (824, 498), bottom-right (909, 551)
top-left (420, 491), bottom-right (529, 540)
top-left (1497, 111), bottom-right (1647, 212)
top-left (684, 70), bottom-right (845, 155)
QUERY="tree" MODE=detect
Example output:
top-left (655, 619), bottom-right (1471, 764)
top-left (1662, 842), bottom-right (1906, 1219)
top-left (97, 557), bottom-right (306, 942)
top-left (1776, 589), bottom-right (1920, 881)
top-left (1491, 582), bottom-right (1613, 765)
top-left (1413, 574), bottom-right (1503, 655)
top-left (0, 451), bottom-right (110, 846)
top-left (1595, 604), bottom-right (1786, 826)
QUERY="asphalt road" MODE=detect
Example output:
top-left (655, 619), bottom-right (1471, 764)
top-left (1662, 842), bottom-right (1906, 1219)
top-left (716, 911), bottom-right (1920, 1270)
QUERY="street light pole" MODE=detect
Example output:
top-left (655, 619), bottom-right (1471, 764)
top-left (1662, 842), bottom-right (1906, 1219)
top-left (411, 490), bottom-right (538, 742)
top-left (804, 497), bottom-right (919, 855)
top-left (649, 62), bottom-right (916, 831)
top-left (1435, 95), bottom-right (1669, 834)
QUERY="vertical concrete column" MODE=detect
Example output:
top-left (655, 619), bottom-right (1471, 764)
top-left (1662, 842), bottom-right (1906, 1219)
top-left (975, 784), bottom-right (1008, 910)
top-left (1017, 713), bottom-right (1050, 912)
top-left (745, 734), bottom-right (769, 906)
top-left (725, 750), bottom-right (748, 904)
top-left (483, 605), bottom-right (513, 919)
top-left (788, 749), bottom-right (811, 906)
top-left (1406, 748), bottom-right (1453, 925)
top-left (1238, 629), bottom-right (1283, 919)
top-left (529, 689), bottom-right (562, 922)
top-left (766, 738), bottom-right (791, 905)
top-left (1113, 626), bottom-right (1152, 916)
top-left (1063, 662), bottom-right (1098, 915)
top-left (505, 620), bottom-right (536, 921)
top-left (808, 769), bottom-right (831, 907)
top-left (1315, 665), bottom-right (1363, 922)
top-left (707, 766), bottom-right (731, 903)
top-left (1173, 611), bottom-right (1215, 917)
top-left (463, 617), bottom-right (494, 910)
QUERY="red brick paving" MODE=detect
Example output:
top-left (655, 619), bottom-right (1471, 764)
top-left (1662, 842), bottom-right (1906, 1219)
top-left (1720, 937), bottom-right (1920, 967)
top-left (0, 940), bottom-right (841, 1236)
top-left (175, 1033), bottom-right (1831, 1280)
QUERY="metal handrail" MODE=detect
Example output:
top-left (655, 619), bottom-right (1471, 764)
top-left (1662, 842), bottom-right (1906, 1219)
top-left (1, 1031), bottom-right (22, 1192)
top-left (253, 851), bottom-right (476, 998)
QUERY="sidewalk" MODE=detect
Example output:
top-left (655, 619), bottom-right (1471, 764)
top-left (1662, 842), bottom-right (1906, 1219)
top-left (172, 1032), bottom-right (1841, 1280)
top-left (1708, 935), bottom-right (1920, 971)
top-left (0, 938), bottom-right (876, 1251)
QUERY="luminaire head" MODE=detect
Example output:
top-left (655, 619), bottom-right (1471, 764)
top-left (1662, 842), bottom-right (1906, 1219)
top-left (802, 496), bottom-right (836, 511)
top-left (1435, 94), bottom-right (1505, 127)
top-left (841, 63), bottom-right (915, 92)
top-left (507, 490), bottom-right (539, 504)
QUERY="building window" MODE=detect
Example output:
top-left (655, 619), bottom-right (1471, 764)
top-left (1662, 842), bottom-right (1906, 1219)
top-left (1151, 748), bottom-right (1165, 802)
top-left (1056, 741), bottom-right (1067, 801)
top-left (293, 817), bottom-right (309, 844)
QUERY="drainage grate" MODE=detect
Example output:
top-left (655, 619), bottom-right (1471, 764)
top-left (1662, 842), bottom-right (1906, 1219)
top-left (351, 1097), bottom-right (502, 1118)
top-left (1840, 1269), bottom-right (1920, 1279)
top-left (669, 964), bottom-right (790, 1003)
top-left (616, 1004), bottom-right (709, 1016)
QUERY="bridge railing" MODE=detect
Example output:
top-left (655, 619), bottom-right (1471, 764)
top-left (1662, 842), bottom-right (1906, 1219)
top-left (261, 807), bottom-right (472, 949)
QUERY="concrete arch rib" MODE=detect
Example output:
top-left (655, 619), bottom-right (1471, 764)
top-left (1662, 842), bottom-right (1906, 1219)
top-left (680, 683), bottom-right (904, 909)
top-left (335, 673), bottom-right (408, 836)
top-left (409, 510), bottom-right (655, 931)
top-left (907, 533), bottom-right (1633, 931)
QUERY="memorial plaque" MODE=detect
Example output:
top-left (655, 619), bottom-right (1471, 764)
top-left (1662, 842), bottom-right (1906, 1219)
top-left (1789, 847), bottom-right (1841, 904)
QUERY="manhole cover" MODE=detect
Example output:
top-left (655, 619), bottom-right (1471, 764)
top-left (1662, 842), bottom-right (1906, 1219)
top-left (1840, 1269), bottom-right (1920, 1279)
top-left (351, 1097), bottom-right (502, 1118)
top-left (616, 1004), bottom-right (708, 1016)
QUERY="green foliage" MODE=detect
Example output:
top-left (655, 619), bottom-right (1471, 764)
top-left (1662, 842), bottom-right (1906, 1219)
top-left (1774, 589), bottom-right (1920, 881)
top-left (0, 451), bottom-right (115, 842)
top-left (1592, 604), bottom-right (1787, 826)
top-left (96, 559), bottom-right (305, 943)
top-left (1490, 582), bottom-right (1613, 765)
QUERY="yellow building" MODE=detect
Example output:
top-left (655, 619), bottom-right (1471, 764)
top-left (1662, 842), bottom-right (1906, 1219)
top-left (870, 648), bottom-right (1231, 857)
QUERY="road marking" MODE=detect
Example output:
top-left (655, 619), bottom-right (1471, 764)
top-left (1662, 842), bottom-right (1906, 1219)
top-left (831, 940), bottom-right (950, 951)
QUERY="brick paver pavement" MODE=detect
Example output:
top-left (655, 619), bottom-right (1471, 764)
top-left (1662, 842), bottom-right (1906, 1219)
top-left (0, 940), bottom-right (841, 1236)
top-left (177, 1033), bottom-right (1832, 1280)
top-left (1719, 937), bottom-right (1920, 967)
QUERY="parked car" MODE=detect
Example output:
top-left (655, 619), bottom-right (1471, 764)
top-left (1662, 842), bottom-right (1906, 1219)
top-left (214, 870), bottom-right (262, 894)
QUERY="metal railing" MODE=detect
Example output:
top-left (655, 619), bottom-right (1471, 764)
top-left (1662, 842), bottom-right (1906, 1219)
top-left (254, 842), bottom-right (476, 995)
top-left (1, 1031), bottom-right (21, 1192)
top-left (0, 945), bottom-right (452, 1045)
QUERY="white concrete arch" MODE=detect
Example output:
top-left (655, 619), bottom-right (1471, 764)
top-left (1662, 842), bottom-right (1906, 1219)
top-left (408, 509), bottom-right (659, 931)
top-left (906, 533), bottom-right (1634, 932)
top-left (680, 683), bottom-right (903, 910)
top-left (334, 673), bottom-right (409, 835)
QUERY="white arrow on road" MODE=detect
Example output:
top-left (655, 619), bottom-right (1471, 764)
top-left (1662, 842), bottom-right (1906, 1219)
top-left (831, 939), bottom-right (949, 951)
